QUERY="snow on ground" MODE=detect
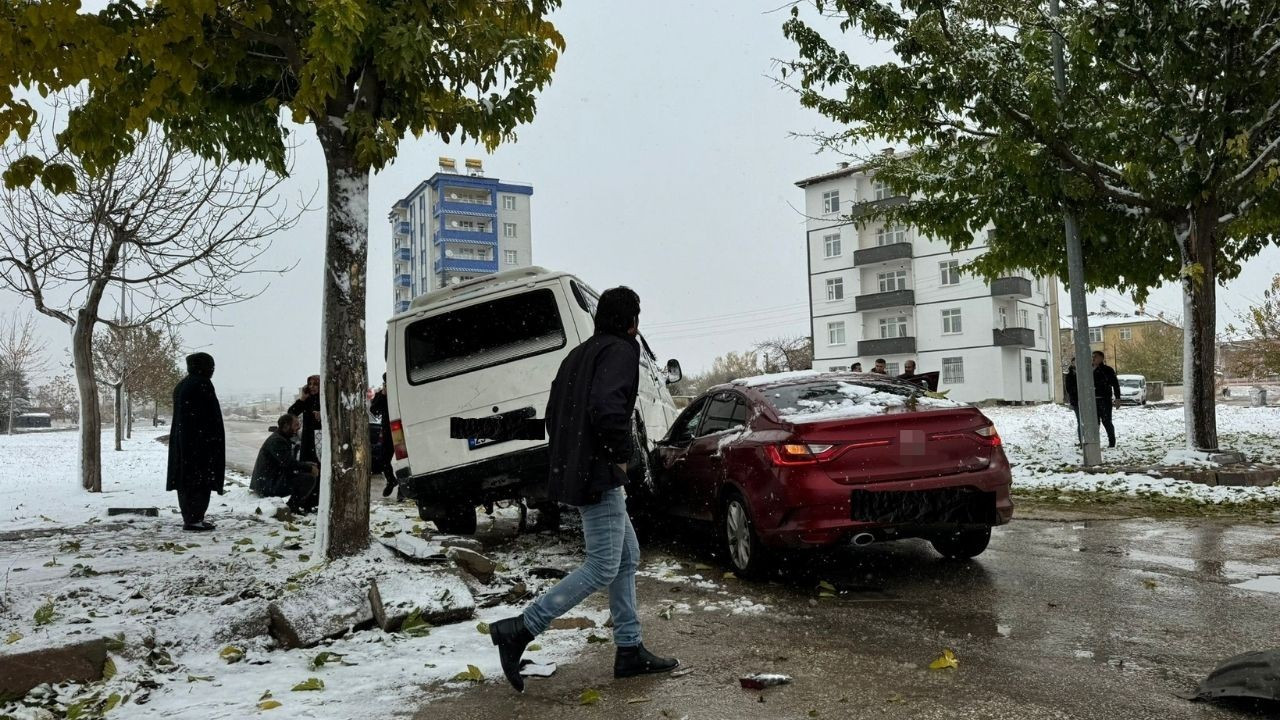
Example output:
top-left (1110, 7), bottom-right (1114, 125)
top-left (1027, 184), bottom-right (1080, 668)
top-left (985, 403), bottom-right (1280, 505)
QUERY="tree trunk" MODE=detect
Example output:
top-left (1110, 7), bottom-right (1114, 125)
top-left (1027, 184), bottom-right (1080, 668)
top-left (315, 127), bottom-right (372, 560)
top-left (1179, 202), bottom-right (1219, 451)
top-left (72, 311), bottom-right (102, 492)
top-left (126, 391), bottom-right (133, 439)
top-left (113, 383), bottom-right (123, 451)
top-left (6, 375), bottom-right (14, 434)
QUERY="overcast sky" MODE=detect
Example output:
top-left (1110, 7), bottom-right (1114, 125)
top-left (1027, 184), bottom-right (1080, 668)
top-left (7, 1), bottom-right (1279, 397)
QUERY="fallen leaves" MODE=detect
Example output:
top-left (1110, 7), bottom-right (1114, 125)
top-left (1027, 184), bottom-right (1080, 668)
top-left (33, 600), bottom-right (55, 626)
top-left (291, 677), bottom-right (324, 692)
top-left (452, 664), bottom-right (484, 683)
top-left (586, 634), bottom-right (609, 644)
top-left (475, 621), bottom-right (490, 635)
top-left (4, 632), bottom-right (21, 645)
top-left (579, 688), bottom-right (602, 705)
top-left (257, 700), bottom-right (282, 710)
top-left (1142, 579), bottom-right (1158, 590)
top-left (929, 648), bottom-right (959, 670)
top-left (401, 609), bottom-right (432, 637)
top-left (219, 645), bottom-right (245, 664)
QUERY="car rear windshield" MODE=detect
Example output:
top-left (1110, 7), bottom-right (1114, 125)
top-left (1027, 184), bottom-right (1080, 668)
top-left (404, 288), bottom-right (566, 384)
top-left (760, 378), bottom-right (926, 417)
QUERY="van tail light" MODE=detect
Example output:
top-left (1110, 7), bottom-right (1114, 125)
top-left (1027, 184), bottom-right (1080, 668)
top-left (390, 419), bottom-right (408, 460)
top-left (974, 424), bottom-right (1002, 448)
top-left (766, 443), bottom-right (837, 466)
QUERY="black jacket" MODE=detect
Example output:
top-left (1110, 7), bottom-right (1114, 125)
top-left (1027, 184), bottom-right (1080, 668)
top-left (1094, 363), bottom-right (1121, 401)
top-left (288, 392), bottom-right (321, 462)
top-left (545, 332), bottom-right (640, 506)
top-left (166, 353), bottom-right (225, 492)
top-left (250, 431), bottom-right (312, 497)
top-left (1065, 366), bottom-right (1079, 407)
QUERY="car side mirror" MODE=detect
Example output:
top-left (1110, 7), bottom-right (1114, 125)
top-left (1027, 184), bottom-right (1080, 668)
top-left (268, 425), bottom-right (278, 432)
top-left (664, 359), bottom-right (683, 385)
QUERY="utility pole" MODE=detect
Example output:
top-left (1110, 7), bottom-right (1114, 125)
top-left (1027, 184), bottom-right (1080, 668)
top-left (1050, 0), bottom-right (1102, 465)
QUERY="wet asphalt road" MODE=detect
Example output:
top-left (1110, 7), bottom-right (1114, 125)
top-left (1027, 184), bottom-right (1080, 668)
top-left (416, 507), bottom-right (1280, 720)
top-left (224, 419), bottom-right (273, 473)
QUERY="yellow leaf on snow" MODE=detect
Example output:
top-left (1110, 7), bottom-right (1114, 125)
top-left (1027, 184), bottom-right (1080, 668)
top-left (929, 649), bottom-right (959, 670)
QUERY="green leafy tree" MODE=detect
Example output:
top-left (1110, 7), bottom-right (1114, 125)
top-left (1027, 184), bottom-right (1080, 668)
top-left (1114, 322), bottom-right (1183, 385)
top-left (782, 0), bottom-right (1280, 450)
top-left (1226, 274), bottom-right (1280, 378)
top-left (1, 1), bottom-right (563, 556)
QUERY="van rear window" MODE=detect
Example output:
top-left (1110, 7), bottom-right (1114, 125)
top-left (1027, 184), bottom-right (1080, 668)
top-left (404, 288), bottom-right (566, 384)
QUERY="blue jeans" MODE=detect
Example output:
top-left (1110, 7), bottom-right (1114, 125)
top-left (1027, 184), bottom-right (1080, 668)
top-left (522, 486), bottom-right (642, 647)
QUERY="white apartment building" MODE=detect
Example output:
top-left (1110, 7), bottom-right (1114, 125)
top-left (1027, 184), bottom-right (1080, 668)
top-left (389, 157), bottom-right (534, 313)
top-left (796, 160), bottom-right (1058, 404)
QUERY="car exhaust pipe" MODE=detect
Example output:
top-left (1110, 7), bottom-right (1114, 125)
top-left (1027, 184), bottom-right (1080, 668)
top-left (852, 532), bottom-right (875, 547)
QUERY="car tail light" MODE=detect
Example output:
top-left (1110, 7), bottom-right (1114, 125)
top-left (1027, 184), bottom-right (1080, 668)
top-left (766, 443), bottom-right (837, 466)
top-left (974, 424), bottom-right (1002, 447)
top-left (390, 419), bottom-right (408, 460)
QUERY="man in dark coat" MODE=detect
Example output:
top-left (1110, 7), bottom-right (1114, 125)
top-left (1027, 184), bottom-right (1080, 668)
top-left (166, 352), bottom-right (225, 531)
top-left (368, 376), bottom-right (396, 498)
top-left (489, 287), bottom-right (678, 692)
top-left (1092, 350), bottom-right (1122, 447)
top-left (1065, 357), bottom-right (1082, 440)
top-left (250, 414), bottom-right (320, 512)
top-left (288, 374), bottom-right (321, 463)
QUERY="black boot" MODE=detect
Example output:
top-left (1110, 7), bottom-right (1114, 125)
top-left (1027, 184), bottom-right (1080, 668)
top-left (614, 644), bottom-right (680, 679)
top-left (489, 615), bottom-right (535, 692)
top-left (381, 478), bottom-right (396, 498)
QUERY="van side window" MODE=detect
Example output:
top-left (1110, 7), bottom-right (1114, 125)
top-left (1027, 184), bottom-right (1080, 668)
top-left (404, 288), bottom-right (566, 384)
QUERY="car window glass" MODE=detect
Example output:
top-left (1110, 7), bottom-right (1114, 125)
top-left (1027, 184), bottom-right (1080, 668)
top-left (697, 394), bottom-right (739, 437)
top-left (570, 280), bottom-right (598, 315)
top-left (730, 397), bottom-right (751, 425)
top-left (669, 398), bottom-right (709, 444)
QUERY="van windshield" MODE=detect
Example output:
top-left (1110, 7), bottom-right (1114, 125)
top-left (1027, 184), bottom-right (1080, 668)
top-left (1119, 378), bottom-right (1144, 388)
top-left (404, 288), bottom-right (566, 384)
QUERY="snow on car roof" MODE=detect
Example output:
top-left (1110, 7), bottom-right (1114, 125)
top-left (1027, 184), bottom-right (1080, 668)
top-left (731, 370), bottom-right (826, 388)
top-left (749, 376), bottom-right (963, 424)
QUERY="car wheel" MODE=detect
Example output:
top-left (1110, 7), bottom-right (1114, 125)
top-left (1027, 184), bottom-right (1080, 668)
top-left (433, 502), bottom-right (478, 535)
top-left (722, 493), bottom-right (769, 577)
top-left (930, 527), bottom-right (991, 559)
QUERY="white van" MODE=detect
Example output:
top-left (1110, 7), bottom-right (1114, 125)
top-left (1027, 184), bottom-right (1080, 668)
top-left (384, 267), bottom-right (682, 534)
top-left (1117, 374), bottom-right (1147, 405)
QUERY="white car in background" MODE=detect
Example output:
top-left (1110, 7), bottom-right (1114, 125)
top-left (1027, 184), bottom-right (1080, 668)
top-left (1117, 374), bottom-right (1147, 405)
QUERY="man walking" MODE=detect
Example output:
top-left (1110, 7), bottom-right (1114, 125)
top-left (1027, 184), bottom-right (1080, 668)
top-left (166, 352), bottom-right (225, 531)
top-left (489, 287), bottom-right (678, 692)
top-left (1092, 351), bottom-right (1122, 447)
top-left (249, 414), bottom-right (320, 513)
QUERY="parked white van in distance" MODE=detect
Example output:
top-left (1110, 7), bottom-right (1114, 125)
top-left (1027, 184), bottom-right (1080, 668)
top-left (384, 266), bottom-right (682, 534)
top-left (1117, 374), bottom-right (1147, 405)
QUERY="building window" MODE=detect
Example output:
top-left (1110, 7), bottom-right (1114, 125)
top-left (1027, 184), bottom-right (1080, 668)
top-left (823, 233), bottom-right (842, 258)
top-left (941, 308), bottom-right (962, 334)
top-left (822, 190), bottom-right (840, 214)
top-left (502, 194), bottom-right (516, 210)
top-left (877, 269), bottom-right (908, 293)
top-left (879, 316), bottom-right (908, 339)
top-left (1035, 276), bottom-right (1044, 294)
top-left (1020, 308), bottom-right (1029, 329)
top-left (873, 180), bottom-right (890, 201)
top-left (886, 362), bottom-right (900, 375)
top-left (1037, 313), bottom-right (1045, 339)
top-left (1025, 356), bottom-right (1033, 382)
top-left (825, 277), bottom-right (844, 301)
top-left (829, 366), bottom-right (847, 372)
top-left (1088, 327), bottom-right (1103, 343)
top-left (939, 260), bottom-right (961, 286)
top-left (997, 306), bottom-right (1008, 329)
top-left (875, 224), bottom-right (907, 246)
top-left (1119, 328), bottom-right (1133, 340)
top-left (1041, 358), bottom-right (1049, 383)
top-left (504, 249), bottom-right (518, 265)
top-left (942, 357), bottom-right (964, 384)
top-left (503, 222), bottom-right (517, 238)
top-left (828, 321), bottom-right (846, 346)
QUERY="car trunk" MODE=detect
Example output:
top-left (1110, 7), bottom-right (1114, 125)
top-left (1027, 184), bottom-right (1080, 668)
top-left (793, 407), bottom-right (994, 485)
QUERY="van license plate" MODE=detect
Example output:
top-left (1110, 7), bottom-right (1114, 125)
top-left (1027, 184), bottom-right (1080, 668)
top-left (467, 436), bottom-right (507, 450)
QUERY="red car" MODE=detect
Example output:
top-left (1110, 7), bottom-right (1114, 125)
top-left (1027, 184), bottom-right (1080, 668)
top-left (639, 372), bottom-right (1013, 575)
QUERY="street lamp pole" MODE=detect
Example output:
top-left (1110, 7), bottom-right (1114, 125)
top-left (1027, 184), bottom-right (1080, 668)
top-left (1050, 0), bottom-right (1102, 466)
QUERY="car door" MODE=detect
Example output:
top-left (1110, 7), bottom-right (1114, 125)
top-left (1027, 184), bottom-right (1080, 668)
top-left (653, 396), bottom-right (710, 517)
top-left (681, 392), bottom-right (744, 521)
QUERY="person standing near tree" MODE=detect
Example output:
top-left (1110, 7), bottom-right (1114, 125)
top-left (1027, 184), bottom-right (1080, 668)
top-left (1065, 358), bottom-right (1082, 441)
top-left (1092, 351), bottom-right (1122, 448)
top-left (165, 352), bottom-right (225, 531)
top-left (368, 374), bottom-right (396, 498)
top-left (488, 287), bottom-right (679, 692)
top-left (288, 374), bottom-right (321, 463)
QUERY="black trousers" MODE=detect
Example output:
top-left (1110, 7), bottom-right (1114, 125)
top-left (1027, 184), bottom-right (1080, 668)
top-left (177, 487), bottom-right (211, 525)
top-left (1096, 398), bottom-right (1116, 447)
top-left (289, 474), bottom-right (320, 511)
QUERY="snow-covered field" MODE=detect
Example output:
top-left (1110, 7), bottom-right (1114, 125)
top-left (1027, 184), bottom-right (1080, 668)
top-left (986, 402), bottom-right (1280, 505)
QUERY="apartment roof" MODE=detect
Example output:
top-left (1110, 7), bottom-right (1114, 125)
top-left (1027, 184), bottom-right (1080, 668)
top-left (1058, 313), bottom-right (1177, 331)
top-left (794, 148), bottom-right (916, 188)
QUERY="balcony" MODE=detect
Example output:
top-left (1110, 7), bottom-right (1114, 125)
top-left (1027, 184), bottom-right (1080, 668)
top-left (434, 257), bottom-right (499, 274)
top-left (395, 300), bottom-right (410, 314)
top-left (434, 226), bottom-right (498, 245)
top-left (990, 276), bottom-right (1032, 299)
top-left (847, 195), bottom-right (908, 219)
top-left (858, 336), bottom-right (916, 356)
top-left (396, 247), bottom-right (411, 262)
top-left (853, 242), bottom-right (912, 267)
top-left (397, 274), bottom-right (412, 288)
top-left (435, 199), bottom-right (496, 218)
top-left (993, 327), bottom-right (1036, 348)
top-left (396, 221), bottom-right (411, 235)
top-left (855, 288), bottom-right (915, 312)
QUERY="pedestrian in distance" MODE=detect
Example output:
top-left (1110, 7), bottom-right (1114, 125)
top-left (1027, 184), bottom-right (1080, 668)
top-left (369, 374), bottom-right (396, 498)
top-left (871, 358), bottom-right (888, 374)
top-left (166, 352), bottom-right (225, 531)
top-left (249, 414), bottom-right (320, 513)
top-left (1065, 357), bottom-right (1082, 441)
top-left (489, 286), bottom-right (679, 692)
top-left (288, 374), bottom-right (322, 464)
top-left (1092, 351), bottom-right (1122, 447)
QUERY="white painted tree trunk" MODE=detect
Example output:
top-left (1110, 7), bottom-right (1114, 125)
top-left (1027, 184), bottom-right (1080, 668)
top-left (71, 311), bottom-right (103, 492)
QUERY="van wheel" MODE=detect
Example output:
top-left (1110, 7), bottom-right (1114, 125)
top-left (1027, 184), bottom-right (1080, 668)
top-left (721, 492), bottom-right (769, 578)
top-left (930, 527), bottom-right (991, 559)
top-left (433, 503), bottom-right (478, 535)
